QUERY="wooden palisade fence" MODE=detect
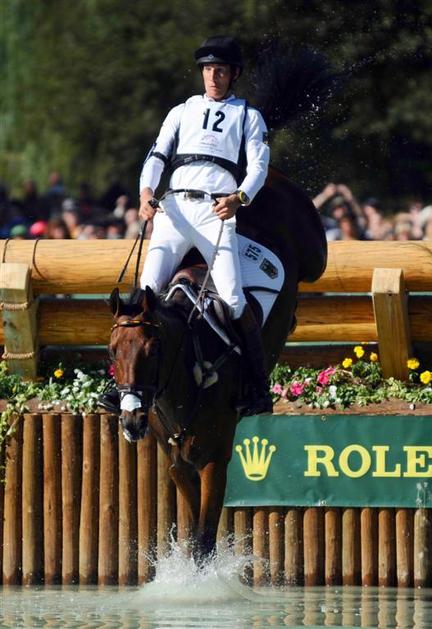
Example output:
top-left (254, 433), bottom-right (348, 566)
top-left (1, 412), bottom-right (432, 587)
top-left (1, 239), bottom-right (432, 586)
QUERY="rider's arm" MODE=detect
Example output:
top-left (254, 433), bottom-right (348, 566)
top-left (139, 104), bottom-right (184, 194)
top-left (237, 108), bottom-right (270, 203)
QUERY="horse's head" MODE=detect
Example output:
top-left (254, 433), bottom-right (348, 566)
top-left (108, 286), bottom-right (160, 442)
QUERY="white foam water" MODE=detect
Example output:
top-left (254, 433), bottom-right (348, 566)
top-left (137, 536), bottom-right (254, 605)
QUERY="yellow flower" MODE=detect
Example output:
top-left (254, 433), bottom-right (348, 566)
top-left (407, 358), bottom-right (420, 370)
top-left (342, 358), bottom-right (353, 369)
top-left (354, 346), bottom-right (365, 358)
top-left (370, 352), bottom-right (378, 362)
top-left (420, 371), bottom-right (432, 385)
top-left (54, 368), bottom-right (64, 379)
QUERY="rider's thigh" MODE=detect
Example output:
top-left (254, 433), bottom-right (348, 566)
top-left (193, 213), bottom-right (246, 319)
top-left (140, 207), bottom-right (191, 291)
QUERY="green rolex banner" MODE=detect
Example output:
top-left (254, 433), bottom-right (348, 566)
top-left (224, 415), bottom-right (432, 508)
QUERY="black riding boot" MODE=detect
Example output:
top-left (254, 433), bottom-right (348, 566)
top-left (235, 304), bottom-right (273, 417)
top-left (98, 389), bottom-right (120, 413)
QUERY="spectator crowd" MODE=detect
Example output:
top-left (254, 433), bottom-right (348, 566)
top-left (0, 172), bottom-right (149, 242)
top-left (1, 172), bottom-right (431, 242)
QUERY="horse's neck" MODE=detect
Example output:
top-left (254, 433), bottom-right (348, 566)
top-left (156, 305), bottom-right (192, 425)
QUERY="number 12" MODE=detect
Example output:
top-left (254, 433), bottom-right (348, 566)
top-left (202, 109), bottom-right (225, 133)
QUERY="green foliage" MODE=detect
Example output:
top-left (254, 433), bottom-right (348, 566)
top-left (0, 1), bottom-right (431, 201)
top-left (0, 361), bottom-right (112, 450)
top-left (270, 355), bottom-right (432, 410)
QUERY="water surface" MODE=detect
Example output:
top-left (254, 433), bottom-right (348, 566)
top-left (1, 545), bottom-right (431, 628)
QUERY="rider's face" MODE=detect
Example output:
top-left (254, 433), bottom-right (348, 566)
top-left (202, 63), bottom-right (237, 100)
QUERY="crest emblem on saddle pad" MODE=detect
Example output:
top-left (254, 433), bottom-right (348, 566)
top-left (235, 436), bottom-right (277, 481)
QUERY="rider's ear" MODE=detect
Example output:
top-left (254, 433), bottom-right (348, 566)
top-left (109, 288), bottom-right (123, 317)
top-left (143, 285), bottom-right (157, 313)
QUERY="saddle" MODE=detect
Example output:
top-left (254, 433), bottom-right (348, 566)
top-left (165, 234), bottom-right (281, 355)
top-left (166, 263), bottom-right (243, 355)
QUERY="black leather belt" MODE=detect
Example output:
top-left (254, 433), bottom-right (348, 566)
top-left (166, 188), bottom-right (232, 201)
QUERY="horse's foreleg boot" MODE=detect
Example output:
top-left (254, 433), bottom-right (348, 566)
top-left (234, 304), bottom-right (273, 417)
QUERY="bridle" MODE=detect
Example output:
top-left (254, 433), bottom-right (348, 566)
top-left (111, 318), bottom-right (161, 413)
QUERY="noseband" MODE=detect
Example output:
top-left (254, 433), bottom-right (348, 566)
top-left (112, 318), bottom-right (161, 413)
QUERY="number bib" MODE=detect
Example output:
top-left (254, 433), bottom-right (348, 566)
top-left (171, 96), bottom-right (247, 179)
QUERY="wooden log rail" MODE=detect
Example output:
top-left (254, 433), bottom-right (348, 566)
top-left (1, 412), bottom-right (432, 587)
top-left (1, 240), bottom-right (432, 377)
top-left (1, 240), bottom-right (432, 294)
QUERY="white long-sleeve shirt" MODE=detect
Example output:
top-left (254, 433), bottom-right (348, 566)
top-left (139, 93), bottom-right (269, 201)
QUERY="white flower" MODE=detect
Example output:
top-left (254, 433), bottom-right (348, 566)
top-left (329, 385), bottom-right (337, 398)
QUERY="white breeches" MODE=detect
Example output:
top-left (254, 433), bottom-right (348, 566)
top-left (140, 195), bottom-right (247, 319)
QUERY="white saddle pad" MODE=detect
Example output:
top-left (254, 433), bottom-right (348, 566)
top-left (237, 234), bottom-right (285, 325)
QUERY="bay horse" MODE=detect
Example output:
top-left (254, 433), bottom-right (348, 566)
top-left (107, 166), bottom-right (327, 560)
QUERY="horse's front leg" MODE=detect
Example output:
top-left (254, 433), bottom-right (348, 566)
top-left (196, 458), bottom-right (229, 560)
top-left (169, 457), bottom-right (200, 541)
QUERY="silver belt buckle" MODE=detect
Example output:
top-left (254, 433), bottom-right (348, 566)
top-left (184, 191), bottom-right (193, 200)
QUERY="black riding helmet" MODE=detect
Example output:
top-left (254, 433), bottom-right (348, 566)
top-left (194, 36), bottom-right (243, 76)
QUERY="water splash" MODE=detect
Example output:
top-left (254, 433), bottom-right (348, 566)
top-left (138, 536), bottom-right (254, 604)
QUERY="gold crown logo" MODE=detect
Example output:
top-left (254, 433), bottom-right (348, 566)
top-left (235, 436), bottom-right (276, 481)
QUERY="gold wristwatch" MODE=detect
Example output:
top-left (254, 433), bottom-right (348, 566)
top-left (236, 190), bottom-right (251, 206)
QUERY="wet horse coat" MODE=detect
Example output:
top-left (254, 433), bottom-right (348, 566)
top-left (109, 167), bottom-right (326, 558)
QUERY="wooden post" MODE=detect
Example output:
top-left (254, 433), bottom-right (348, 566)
top-left (0, 263), bottom-right (38, 378)
top-left (2, 416), bottom-right (23, 585)
top-left (156, 444), bottom-right (176, 559)
top-left (252, 508), bottom-right (268, 586)
top-left (325, 508), bottom-right (342, 585)
top-left (42, 413), bottom-right (62, 584)
top-left (414, 508), bottom-right (432, 587)
top-left (118, 427), bottom-right (138, 586)
top-left (372, 268), bottom-right (411, 380)
top-left (79, 413), bottom-right (100, 584)
top-left (137, 433), bottom-right (157, 584)
top-left (303, 507), bottom-right (324, 585)
top-left (233, 507), bottom-right (252, 584)
top-left (361, 507), bottom-right (378, 586)
top-left (396, 508), bottom-right (413, 587)
top-left (342, 508), bottom-right (360, 585)
top-left (269, 508), bottom-right (284, 586)
top-left (378, 508), bottom-right (396, 586)
top-left (62, 413), bottom-right (82, 584)
top-left (217, 507), bottom-right (233, 545)
top-left (0, 439), bottom-right (3, 582)
top-left (22, 413), bottom-right (43, 585)
top-left (285, 508), bottom-right (303, 585)
top-left (98, 414), bottom-right (119, 585)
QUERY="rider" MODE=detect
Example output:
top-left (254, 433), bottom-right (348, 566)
top-left (139, 36), bottom-right (272, 416)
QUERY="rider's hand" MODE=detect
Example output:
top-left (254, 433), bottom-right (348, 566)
top-left (213, 193), bottom-right (241, 220)
top-left (139, 188), bottom-right (157, 220)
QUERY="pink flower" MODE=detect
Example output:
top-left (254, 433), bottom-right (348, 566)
top-left (317, 367), bottom-right (336, 386)
top-left (108, 364), bottom-right (115, 378)
top-left (290, 381), bottom-right (305, 397)
top-left (272, 383), bottom-right (283, 395)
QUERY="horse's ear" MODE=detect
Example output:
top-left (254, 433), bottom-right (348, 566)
top-left (143, 285), bottom-right (157, 313)
top-left (109, 288), bottom-right (123, 317)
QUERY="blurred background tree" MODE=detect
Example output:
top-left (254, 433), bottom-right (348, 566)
top-left (1, 0), bottom-right (430, 207)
